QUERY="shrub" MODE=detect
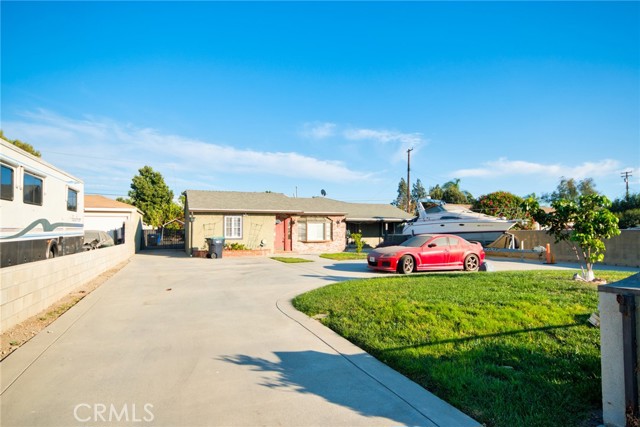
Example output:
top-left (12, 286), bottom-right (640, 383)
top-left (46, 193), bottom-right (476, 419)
top-left (351, 233), bottom-right (364, 254)
top-left (225, 242), bottom-right (249, 250)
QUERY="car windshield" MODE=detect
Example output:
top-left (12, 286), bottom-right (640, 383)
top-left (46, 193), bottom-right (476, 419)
top-left (400, 235), bottom-right (434, 247)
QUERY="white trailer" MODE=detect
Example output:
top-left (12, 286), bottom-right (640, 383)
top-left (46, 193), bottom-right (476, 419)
top-left (0, 138), bottom-right (84, 267)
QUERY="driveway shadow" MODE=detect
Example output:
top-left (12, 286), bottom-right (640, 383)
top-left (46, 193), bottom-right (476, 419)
top-left (322, 262), bottom-right (370, 273)
top-left (138, 249), bottom-right (189, 258)
top-left (219, 350), bottom-right (433, 426)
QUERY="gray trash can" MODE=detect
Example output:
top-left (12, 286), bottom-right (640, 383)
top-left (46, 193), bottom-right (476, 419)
top-left (206, 237), bottom-right (225, 259)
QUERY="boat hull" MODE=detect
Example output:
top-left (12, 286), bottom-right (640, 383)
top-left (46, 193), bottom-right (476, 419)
top-left (403, 220), bottom-right (516, 246)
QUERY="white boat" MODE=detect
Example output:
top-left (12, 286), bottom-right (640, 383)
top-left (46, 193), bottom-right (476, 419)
top-left (402, 198), bottom-right (518, 245)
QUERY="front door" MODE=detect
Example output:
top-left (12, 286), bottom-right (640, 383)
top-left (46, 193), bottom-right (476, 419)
top-left (275, 216), bottom-right (291, 251)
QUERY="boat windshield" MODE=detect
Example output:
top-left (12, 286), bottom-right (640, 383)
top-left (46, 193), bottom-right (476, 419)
top-left (421, 201), bottom-right (445, 214)
top-left (400, 235), bottom-right (434, 247)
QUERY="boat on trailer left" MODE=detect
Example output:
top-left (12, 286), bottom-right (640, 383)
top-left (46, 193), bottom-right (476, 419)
top-left (1, 137), bottom-right (84, 267)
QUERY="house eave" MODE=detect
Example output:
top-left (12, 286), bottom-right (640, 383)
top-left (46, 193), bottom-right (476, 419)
top-left (346, 217), bottom-right (408, 223)
top-left (190, 208), bottom-right (304, 215)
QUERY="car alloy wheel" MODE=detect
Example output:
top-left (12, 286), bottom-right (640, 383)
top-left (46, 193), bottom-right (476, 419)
top-left (398, 255), bottom-right (414, 274)
top-left (464, 254), bottom-right (479, 272)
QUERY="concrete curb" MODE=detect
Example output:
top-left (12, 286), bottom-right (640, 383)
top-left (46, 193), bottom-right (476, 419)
top-left (276, 293), bottom-right (481, 427)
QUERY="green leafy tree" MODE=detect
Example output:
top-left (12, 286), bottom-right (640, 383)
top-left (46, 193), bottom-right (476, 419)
top-left (429, 179), bottom-right (473, 204)
top-left (115, 196), bottom-right (133, 205)
top-left (523, 194), bottom-right (620, 281)
top-left (126, 166), bottom-right (175, 227)
top-left (472, 191), bottom-right (528, 226)
top-left (616, 209), bottom-right (640, 229)
top-left (391, 178), bottom-right (413, 213)
top-left (1, 130), bottom-right (41, 157)
top-left (611, 193), bottom-right (640, 229)
top-left (611, 193), bottom-right (640, 212)
top-left (411, 179), bottom-right (428, 202)
top-left (163, 195), bottom-right (185, 230)
top-left (429, 184), bottom-right (444, 200)
top-left (542, 177), bottom-right (598, 203)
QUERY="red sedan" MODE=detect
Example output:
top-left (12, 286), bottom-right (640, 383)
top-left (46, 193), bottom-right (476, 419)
top-left (367, 234), bottom-right (485, 274)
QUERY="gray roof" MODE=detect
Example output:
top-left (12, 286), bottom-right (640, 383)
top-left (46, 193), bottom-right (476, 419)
top-left (185, 190), bottom-right (413, 222)
top-left (185, 190), bottom-right (301, 213)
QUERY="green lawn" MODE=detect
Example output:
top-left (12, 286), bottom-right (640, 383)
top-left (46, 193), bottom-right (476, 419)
top-left (319, 252), bottom-right (368, 261)
top-left (293, 270), bottom-right (634, 427)
top-left (270, 257), bottom-right (314, 263)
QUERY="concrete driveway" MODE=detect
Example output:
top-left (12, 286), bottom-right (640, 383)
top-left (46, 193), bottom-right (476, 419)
top-left (0, 252), bottom-right (594, 427)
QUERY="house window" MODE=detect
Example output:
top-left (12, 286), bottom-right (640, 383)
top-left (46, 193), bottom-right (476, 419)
top-left (23, 172), bottom-right (43, 205)
top-left (298, 217), bottom-right (332, 242)
top-left (224, 216), bottom-right (242, 239)
top-left (1, 164), bottom-right (14, 201)
top-left (67, 188), bottom-right (78, 211)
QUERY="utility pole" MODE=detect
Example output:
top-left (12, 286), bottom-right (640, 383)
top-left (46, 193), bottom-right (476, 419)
top-left (621, 171), bottom-right (633, 199)
top-left (406, 148), bottom-right (414, 212)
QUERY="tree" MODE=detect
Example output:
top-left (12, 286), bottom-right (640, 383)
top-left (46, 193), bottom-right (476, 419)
top-left (411, 179), bottom-right (428, 202)
top-left (429, 184), bottom-right (444, 200)
top-left (472, 191), bottom-right (528, 225)
top-left (126, 166), bottom-right (176, 227)
top-left (611, 193), bottom-right (640, 213)
top-left (611, 193), bottom-right (640, 229)
top-left (542, 177), bottom-right (598, 203)
top-left (523, 194), bottom-right (620, 281)
top-left (429, 178), bottom-right (473, 204)
top-left (1, 130), bottom-right (41, 157)
top-left (391, 178), bottom-right (413, 213)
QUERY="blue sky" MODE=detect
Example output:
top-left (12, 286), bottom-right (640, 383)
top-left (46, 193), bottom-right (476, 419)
top-left (2, 1), bottom-right (638, 204)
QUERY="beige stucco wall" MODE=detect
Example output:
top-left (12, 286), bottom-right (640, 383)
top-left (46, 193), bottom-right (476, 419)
top-left (186, 212), bottom-right (348, 255)
top-left (508, 230), bottom-right (639, 267)
top-left (187, 213), bottom-right (276, 252)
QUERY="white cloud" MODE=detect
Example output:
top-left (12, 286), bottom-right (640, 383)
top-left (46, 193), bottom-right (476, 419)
top-left (343, 127), bottom-right (426, 163)
top-left (343, 128), bottom-right (424, 146)
top-left (453, 157), bottom-right (622, 179)
top-left (300, 122), bottom-right (337, 139)
top-left (3, 110), bottom-right (372, 196)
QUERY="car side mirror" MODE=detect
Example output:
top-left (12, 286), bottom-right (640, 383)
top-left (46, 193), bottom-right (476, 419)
top-left (428, 243), bottom-right (437, 248)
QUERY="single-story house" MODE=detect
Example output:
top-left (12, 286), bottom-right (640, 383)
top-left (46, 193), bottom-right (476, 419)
top-left (184, 190), bottom-right (414, 255)
top-left (84, 195), bottom-right (144, 251)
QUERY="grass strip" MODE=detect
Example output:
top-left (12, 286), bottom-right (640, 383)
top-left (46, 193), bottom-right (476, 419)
top-left (293, 270), bottom-right (633, 427)
top-left (319, 252), bottom-right (368, 261)
top-left (270, 257), bottom-right (314, 263)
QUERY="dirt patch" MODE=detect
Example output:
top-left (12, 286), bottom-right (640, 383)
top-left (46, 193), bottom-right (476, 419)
top-left (1, 260), bottom-right (129, 361)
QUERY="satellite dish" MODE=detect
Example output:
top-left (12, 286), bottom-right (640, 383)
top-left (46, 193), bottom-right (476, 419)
top-left (321, 189), bottom-right (327, 197)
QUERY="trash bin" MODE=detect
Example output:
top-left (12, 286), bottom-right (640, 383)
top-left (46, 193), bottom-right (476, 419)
top-left (206, 237), bottom-right (225, 259)
top-left (147, 233), bottom-right (158, 246)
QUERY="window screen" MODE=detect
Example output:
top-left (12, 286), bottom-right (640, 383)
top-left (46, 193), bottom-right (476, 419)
top-left (23, 172), bottom-right (43, 205)
top-left (1, 165), bottom-right (14, 201)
